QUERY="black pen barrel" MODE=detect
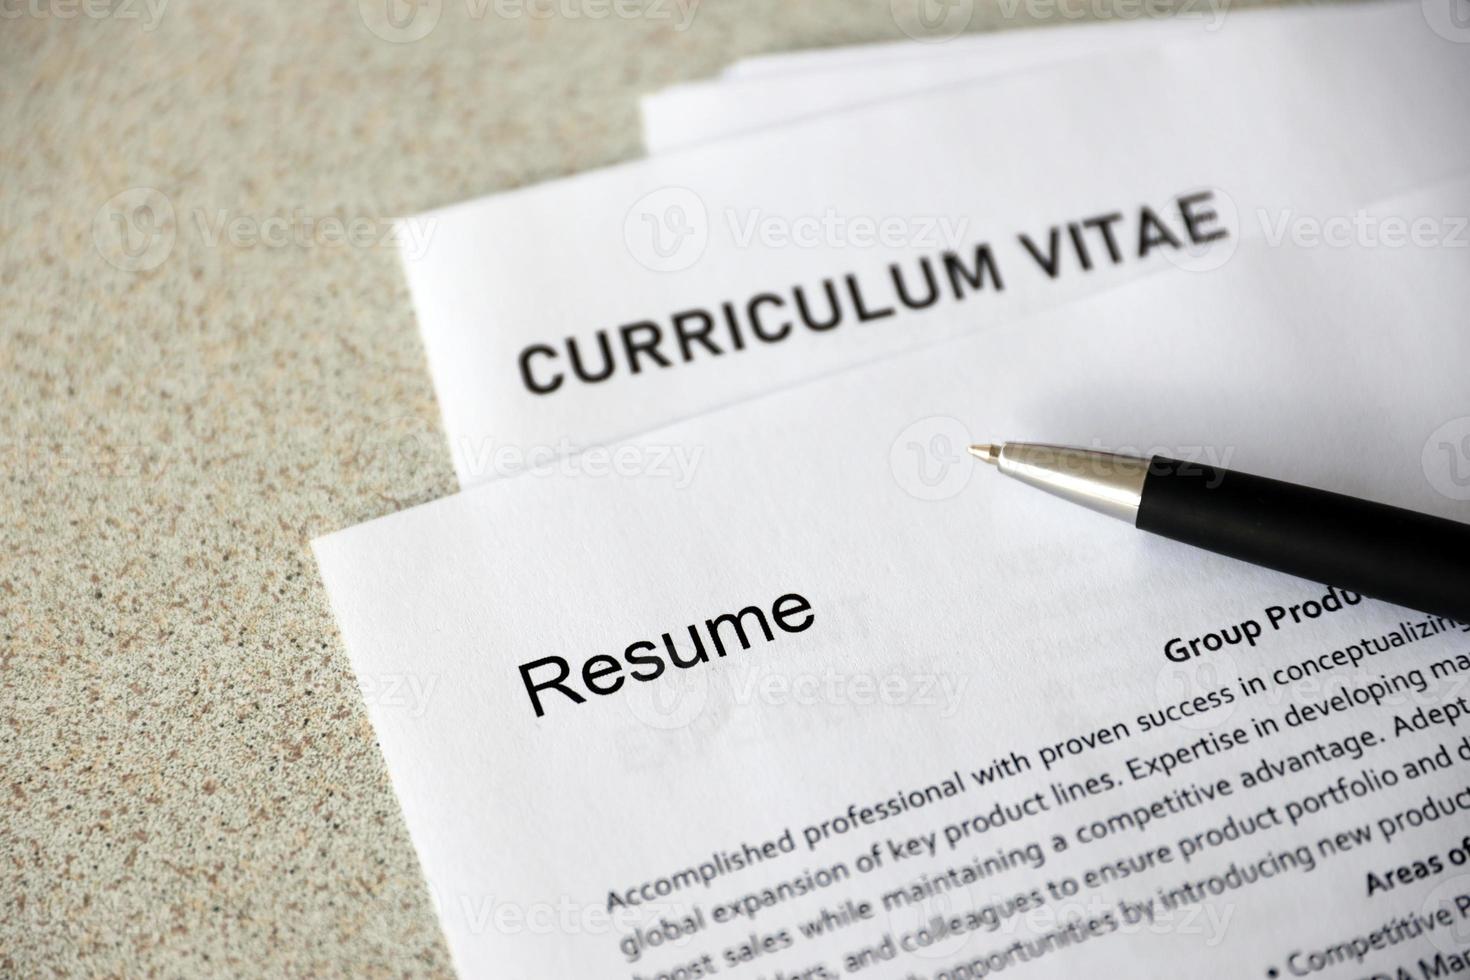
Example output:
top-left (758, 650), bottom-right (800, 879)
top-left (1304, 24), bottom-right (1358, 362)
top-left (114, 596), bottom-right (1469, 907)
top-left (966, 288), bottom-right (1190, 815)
top-left (1135, 456), bottom-right (1470, 622)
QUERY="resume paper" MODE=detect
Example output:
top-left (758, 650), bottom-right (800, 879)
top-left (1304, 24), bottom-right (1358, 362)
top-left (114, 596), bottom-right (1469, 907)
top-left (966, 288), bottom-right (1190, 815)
top-left (322, 178), bottom-right (1470, 977)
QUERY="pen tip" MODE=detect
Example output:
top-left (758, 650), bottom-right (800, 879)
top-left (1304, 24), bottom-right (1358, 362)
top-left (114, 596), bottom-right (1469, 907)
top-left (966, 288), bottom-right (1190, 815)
top-left (968, 444), bottom-right (1000, 465)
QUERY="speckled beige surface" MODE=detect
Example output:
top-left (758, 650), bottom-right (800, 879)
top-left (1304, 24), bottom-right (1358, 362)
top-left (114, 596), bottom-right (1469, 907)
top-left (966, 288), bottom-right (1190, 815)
top-left (1, 1), bottom-right (1288, 975)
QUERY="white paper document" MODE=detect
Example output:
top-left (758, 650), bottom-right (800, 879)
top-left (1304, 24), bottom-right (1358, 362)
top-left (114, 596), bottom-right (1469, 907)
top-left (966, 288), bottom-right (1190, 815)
top-left (640, 14), bottom-right (1202, 152)
top-left (716, 12), bottom-right (1218, 80)
top-left (400, 1), bottom-right (1470, 488)
top-left (321, 178), bottom-right (1470, 978)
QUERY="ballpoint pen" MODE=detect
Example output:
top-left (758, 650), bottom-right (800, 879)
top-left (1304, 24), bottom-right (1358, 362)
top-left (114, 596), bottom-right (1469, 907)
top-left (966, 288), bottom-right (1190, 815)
top-left (969, 442), bottom-right (1470, 622)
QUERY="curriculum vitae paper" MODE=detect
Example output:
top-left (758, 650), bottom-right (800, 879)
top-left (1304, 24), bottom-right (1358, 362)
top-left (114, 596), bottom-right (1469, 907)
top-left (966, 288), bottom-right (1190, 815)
top-left (398, 0), bottom-right (1470, 488)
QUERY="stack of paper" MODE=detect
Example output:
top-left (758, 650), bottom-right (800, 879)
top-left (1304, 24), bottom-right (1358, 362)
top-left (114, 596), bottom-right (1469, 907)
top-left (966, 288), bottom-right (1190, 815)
top-left (317, 4), bottom-right (1470, 976)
